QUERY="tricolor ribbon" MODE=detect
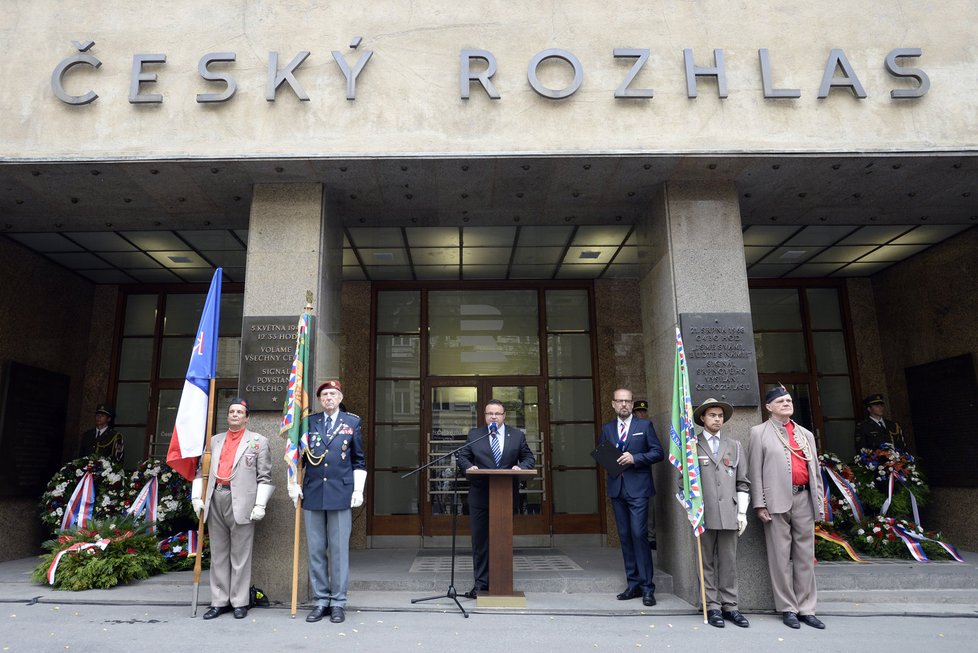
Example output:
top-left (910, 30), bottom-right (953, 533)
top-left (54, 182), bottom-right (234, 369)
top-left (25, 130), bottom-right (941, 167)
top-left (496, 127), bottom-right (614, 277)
top-left (885, 518), bottom-right (964, 563)
top-left (880, 470), bottom-right (921, 527)
top-left (60, 472), bottom-right (96, 531)
top-left (820, 464), bottom-right (865, 523)
top-left (126, 476), bottom-right (159, 533)
top-left (46, 538), bottom-right (111, 585)
top-left (814, 525), bottom-right (865, 562)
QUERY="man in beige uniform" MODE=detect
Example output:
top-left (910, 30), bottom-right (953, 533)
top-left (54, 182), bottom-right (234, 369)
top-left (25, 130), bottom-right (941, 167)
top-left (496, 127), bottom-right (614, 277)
top-left (192, 397), bottom-right (274, 620)
top-left (694, 398), bottom-right (750, 629)
top-left (748, 386), bottom-right (824, 630)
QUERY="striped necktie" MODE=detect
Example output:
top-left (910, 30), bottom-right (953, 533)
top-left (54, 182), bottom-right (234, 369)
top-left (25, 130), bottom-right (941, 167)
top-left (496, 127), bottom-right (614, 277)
top-left (490, 429), bottom-right (502, 467)
top-left (618, 421), bottom-right (627, 449)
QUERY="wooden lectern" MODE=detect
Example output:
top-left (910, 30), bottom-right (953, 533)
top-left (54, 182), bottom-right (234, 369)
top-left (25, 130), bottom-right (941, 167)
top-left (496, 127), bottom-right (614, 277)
top-left (467, 468), bottom-right (537, 607)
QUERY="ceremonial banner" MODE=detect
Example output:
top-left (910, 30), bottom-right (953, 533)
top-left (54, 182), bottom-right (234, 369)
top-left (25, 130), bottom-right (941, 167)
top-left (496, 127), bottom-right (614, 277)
top-left (166, 269), bottom-right (223, 481)
top-left (281, 311), bottom-right (312, 484)
top-left (668, 327), bottom-right (705, 536)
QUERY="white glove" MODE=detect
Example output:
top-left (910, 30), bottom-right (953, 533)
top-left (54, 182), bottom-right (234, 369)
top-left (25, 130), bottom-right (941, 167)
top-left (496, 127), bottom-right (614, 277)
top-left (351, 469), bottom-right (367, 508)
top-left (737, 491), bottom-right (750, 536)
top-left (287, 482), bottom-right (303, 508)
top-left (191, 478), bottom-right (204, 518)
top-left (250, 484), bottom-right (274, 521)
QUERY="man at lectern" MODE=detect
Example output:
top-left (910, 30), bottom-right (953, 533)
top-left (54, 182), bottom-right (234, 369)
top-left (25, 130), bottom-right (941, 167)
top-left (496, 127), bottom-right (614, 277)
top-left (458, 399), bottom-right (535, 599)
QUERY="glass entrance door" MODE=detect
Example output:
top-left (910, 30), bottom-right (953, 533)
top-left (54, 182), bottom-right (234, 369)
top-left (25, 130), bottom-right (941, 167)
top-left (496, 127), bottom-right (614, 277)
top-left (423, 380), bottom-right (549, 536)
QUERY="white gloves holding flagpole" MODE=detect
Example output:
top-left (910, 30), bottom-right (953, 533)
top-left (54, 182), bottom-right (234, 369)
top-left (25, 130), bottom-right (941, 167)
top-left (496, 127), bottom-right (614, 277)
top-left (287, 482), bottom-right (303, 509)
top-left (351, 469), bottom-right (367, 508)
top-left (736, 491), bottom-right (750, 535)
top-left (191, 478), bottom-right (204, 518)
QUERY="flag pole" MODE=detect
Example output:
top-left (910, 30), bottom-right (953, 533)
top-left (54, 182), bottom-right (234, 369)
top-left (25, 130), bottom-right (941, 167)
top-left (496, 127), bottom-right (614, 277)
top-left (192, 378), bottom-right (218, 617)
top-left (695, 535), bottom-right (708, 623)
top-left (290, 461), bottom-right (304, 617)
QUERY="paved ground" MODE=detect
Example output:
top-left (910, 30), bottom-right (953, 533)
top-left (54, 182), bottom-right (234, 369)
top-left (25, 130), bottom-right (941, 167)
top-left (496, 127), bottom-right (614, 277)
top-left (2, 546), bottom-right (976, 652)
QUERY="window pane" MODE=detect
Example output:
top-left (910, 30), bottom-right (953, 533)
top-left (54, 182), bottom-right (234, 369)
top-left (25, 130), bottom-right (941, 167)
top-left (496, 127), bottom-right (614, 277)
top-left (819, 376), bottom-right (854, 418)
top-left (824, 419), bottom-right (856, 460)
top-left (807, 288), bottom-right (843, 330)
top-left (552, 470), bottom-right (598, 514)
top-left (546, 289), bottom-right (590, 332)
top-left (428, 290), bottom-right (540, 375)
top-left (160, 337), bottom-right (194, 378)
top-left (376, 335), bottom-right (420, 377)
top-left (119, 338), bottom-right (153, 381)
top-left (219, 293), bottom-right (244, 337)
top-left (812, 332), bottom-right (848, 374)
top-left (373, 470), bottom-right (419, 515)
top-left (549, 379), bottom-right (594, 421)
top-left (552, 423), bottom-right (598, 466)
top-left (548, 334), bottom-right (592, 376)
top-left (491, 385), bottom-right (540, 434)
top-left (431, 386), bottom-right (477, 437)
top-left (374, 425), bottom-right (421, 468)
top-left (155, 388), bottom-right (181, 452)
top-left (116, 426), bottom-right (146, 470)
top-left (377, 291), bottom-right (420, 333)
top-left (163, 294), bottom-right (206, 335)
top-left (217, 336), bottom-right (241, 379)
top-left (375, 380), bottom-right (421, 422)
top-left (754, 332), bottom-right (808, 373)
top-left (749, 289), bottom-right (802, 330)
top-left (124, 294), bottom-right (158, 336)
top-left (115, 382), bottom-right (150, 425)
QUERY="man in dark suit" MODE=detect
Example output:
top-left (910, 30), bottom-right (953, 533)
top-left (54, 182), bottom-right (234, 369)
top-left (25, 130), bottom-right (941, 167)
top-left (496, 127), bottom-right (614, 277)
top-left (288, 380), bottom-right (366, 625)
top-left (855, 393), bottom-right (908, 451)
top-left (601, 387), bottom-right (663, 607)
top-left (458, 399), bottom-right (535, 598)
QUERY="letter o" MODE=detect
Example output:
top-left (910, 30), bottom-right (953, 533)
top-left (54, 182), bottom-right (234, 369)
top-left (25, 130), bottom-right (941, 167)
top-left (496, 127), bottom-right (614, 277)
top-left (527, 49), bottom-right (583, 99)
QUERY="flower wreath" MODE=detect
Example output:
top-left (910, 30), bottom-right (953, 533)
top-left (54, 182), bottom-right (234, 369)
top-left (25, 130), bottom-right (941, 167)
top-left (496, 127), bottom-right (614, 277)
top-left (851, 445), bottom-right (928, 518)
top-left (39, 456), bottom-right (127, 531)
top-left (123, 459), bottom-right (194, 533)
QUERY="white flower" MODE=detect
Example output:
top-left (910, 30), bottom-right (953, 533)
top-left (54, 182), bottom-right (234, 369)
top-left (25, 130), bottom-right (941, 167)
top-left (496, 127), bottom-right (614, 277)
top-left (866, 536), bottom-right (874, 543)
top-left (76, 469), bottom-right (84, 477)
top-left (857, 529), bottom-right (865, 535)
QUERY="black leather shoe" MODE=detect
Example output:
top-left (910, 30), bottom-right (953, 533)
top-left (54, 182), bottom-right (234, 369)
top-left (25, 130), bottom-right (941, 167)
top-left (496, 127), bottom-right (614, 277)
top-left (202, 605), bottom-right (231, 620)
top-left (642, 591), bottom-right (656, 607)
top-left (233, 606), bottom-right (248, 619)
top-left (722, 610), bottom-right (750, 628)
top-left (329, 606), bottom-right (345, 623)
top-left (799, 614), bottom-right (825, 629)
top-left (306, 606), bottom-right (328, 623)
top-left (464, 586), bottom-right (485, 599)
top-left (707, 609), bottom-right (725, 628)
top-left (782, 611), bottom-right (800, 629)
top-left (616, 587), bottom-right (641, 600)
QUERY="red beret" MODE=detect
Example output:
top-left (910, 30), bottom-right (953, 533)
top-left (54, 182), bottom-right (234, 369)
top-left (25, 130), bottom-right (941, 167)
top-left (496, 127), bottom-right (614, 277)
top-left (317, 380), bottom-right (343, 396)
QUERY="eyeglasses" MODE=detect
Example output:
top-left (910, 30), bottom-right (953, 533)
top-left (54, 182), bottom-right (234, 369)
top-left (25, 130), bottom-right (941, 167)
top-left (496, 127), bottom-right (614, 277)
top-left (612, 399), bottom-right (633, 404)
top-left (484, 412), bottom-right (505, 416)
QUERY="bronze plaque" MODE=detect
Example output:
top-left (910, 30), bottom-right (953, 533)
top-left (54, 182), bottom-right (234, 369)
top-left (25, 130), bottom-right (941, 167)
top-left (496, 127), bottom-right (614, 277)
top-left (238, 316), bottom-right (303, 412)
top-left (680, 313), bottom-right (759, 407)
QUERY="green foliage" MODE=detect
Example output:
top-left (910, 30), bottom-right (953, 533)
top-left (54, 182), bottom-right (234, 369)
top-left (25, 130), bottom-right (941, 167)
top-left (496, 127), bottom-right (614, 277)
top-left (814, 537), bottom-right (850, 561)
top-left (32, 517), bottom-right (167, 590)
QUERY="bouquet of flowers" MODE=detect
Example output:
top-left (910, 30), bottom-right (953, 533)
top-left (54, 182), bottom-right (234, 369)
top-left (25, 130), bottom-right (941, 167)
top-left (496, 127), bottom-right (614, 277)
top-left (818, 452), bottom-right (860, 529)
top-left (849, 515), bottom-right (954, 561)
top-left (158, 530), bottom-right (210, 572)
top-left (851, 445), bottom-right (928, 518)
top-left (123, 459), bottom-right (195, 533)
top-left (39, 456), bottom-right (127, 531)
top-left (32, 517), bottom-right (167, 590)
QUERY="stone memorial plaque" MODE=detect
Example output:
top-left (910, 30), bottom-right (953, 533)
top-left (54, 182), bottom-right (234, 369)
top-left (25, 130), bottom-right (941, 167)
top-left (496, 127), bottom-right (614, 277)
top-left (680, 313), bottom-right (759, 407)
top-left (238, 316), bottom-right (305, 411)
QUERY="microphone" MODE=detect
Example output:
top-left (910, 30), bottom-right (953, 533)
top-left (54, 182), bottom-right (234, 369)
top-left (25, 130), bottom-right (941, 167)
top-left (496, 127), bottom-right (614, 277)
top-left (489, 422), bottom-right (498, 435)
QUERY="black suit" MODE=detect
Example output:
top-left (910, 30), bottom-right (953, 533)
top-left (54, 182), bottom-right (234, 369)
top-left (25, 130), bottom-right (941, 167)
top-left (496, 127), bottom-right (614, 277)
top-left (458, 424), bottom-right (535, 591)
top-left (855, 416), bottom-right (907, 451)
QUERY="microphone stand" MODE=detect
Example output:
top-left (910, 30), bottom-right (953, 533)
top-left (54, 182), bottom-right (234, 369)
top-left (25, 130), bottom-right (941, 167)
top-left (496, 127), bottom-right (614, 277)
top-left (402, 430), bottom-right (493, 618)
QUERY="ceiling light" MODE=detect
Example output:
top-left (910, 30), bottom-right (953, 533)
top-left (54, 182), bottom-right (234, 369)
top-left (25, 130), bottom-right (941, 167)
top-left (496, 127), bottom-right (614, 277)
top-left (779, 250), bottom-right (808, 259)
top-left (168, 255), bottom-right (192, 263)
top-left (372, 252), bottom-right (394, 261)
top-left (579, 251), bottom-right (601, 259)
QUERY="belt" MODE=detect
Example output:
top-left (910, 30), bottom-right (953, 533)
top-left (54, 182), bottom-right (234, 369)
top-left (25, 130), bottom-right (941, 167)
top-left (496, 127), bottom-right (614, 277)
top-left (791, 483), bottom-right (809, 495)
top-left (215, 482), bottom-right (231, 490)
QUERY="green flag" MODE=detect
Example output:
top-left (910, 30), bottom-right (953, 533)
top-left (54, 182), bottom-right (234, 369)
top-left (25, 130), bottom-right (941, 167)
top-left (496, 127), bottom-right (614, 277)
top-left (667, 327), bottom-right (705, 535)
top-left (281, 310), bottom-right (311, 483)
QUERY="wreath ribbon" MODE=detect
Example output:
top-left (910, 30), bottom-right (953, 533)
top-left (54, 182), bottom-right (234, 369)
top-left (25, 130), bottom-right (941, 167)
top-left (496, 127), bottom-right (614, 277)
top-left (46, 538), bottom-right (111, 585)
top-left (126, 476), bottom-right (159, 533)
top-left (815, 525), bottom-right (865, 562)
top-left (61, 472), bottom-right (96, 531)
top-left (880, 470), bottom-right (920, 527)
top-left (884, 518), bottom-right (964, 563)
top-left (820, 464), bottom-right (865, 523)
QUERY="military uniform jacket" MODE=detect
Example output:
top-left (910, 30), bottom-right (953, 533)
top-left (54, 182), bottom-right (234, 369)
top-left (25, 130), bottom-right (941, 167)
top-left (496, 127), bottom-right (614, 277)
top-left (199, 428), bottom-right (273, 524)
top-left (301, 410), bottom-right (366, 511)
top-left (748, 419), bottom-right (823, 519)
top-left (696, 431), bottom-right (749, 531)
top-left (855, 417), bottom-right (906, 451)
top-left (80, 428), bottom-right (125, 464)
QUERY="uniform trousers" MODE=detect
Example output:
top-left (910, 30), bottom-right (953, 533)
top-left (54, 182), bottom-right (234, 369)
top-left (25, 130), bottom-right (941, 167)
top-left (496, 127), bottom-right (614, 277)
top-left (206, 487), bottom-right (255, 609)
top-left (701, 528), bottom-right (738, 611)
top-left (762, 489), bottom-right (817, 614)
top-left (304, 508), bottom-right (352, 608)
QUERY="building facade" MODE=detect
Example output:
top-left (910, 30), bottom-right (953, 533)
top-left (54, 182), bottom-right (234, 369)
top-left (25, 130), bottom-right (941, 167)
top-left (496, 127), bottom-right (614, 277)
top-left (1, 2), bottom-right (976, 608)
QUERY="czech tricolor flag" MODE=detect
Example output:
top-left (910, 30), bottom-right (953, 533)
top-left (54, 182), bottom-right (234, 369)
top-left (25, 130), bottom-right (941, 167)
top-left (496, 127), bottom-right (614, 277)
top-left (166, 269), bottom-right (222, 481)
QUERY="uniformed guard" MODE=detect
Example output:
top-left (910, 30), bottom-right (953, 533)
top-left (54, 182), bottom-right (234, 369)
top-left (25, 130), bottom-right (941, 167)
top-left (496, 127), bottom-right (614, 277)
top-left (79, 403), bottom-right (125, 464)
top-left (855, 394), bottom-right (908, 451)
